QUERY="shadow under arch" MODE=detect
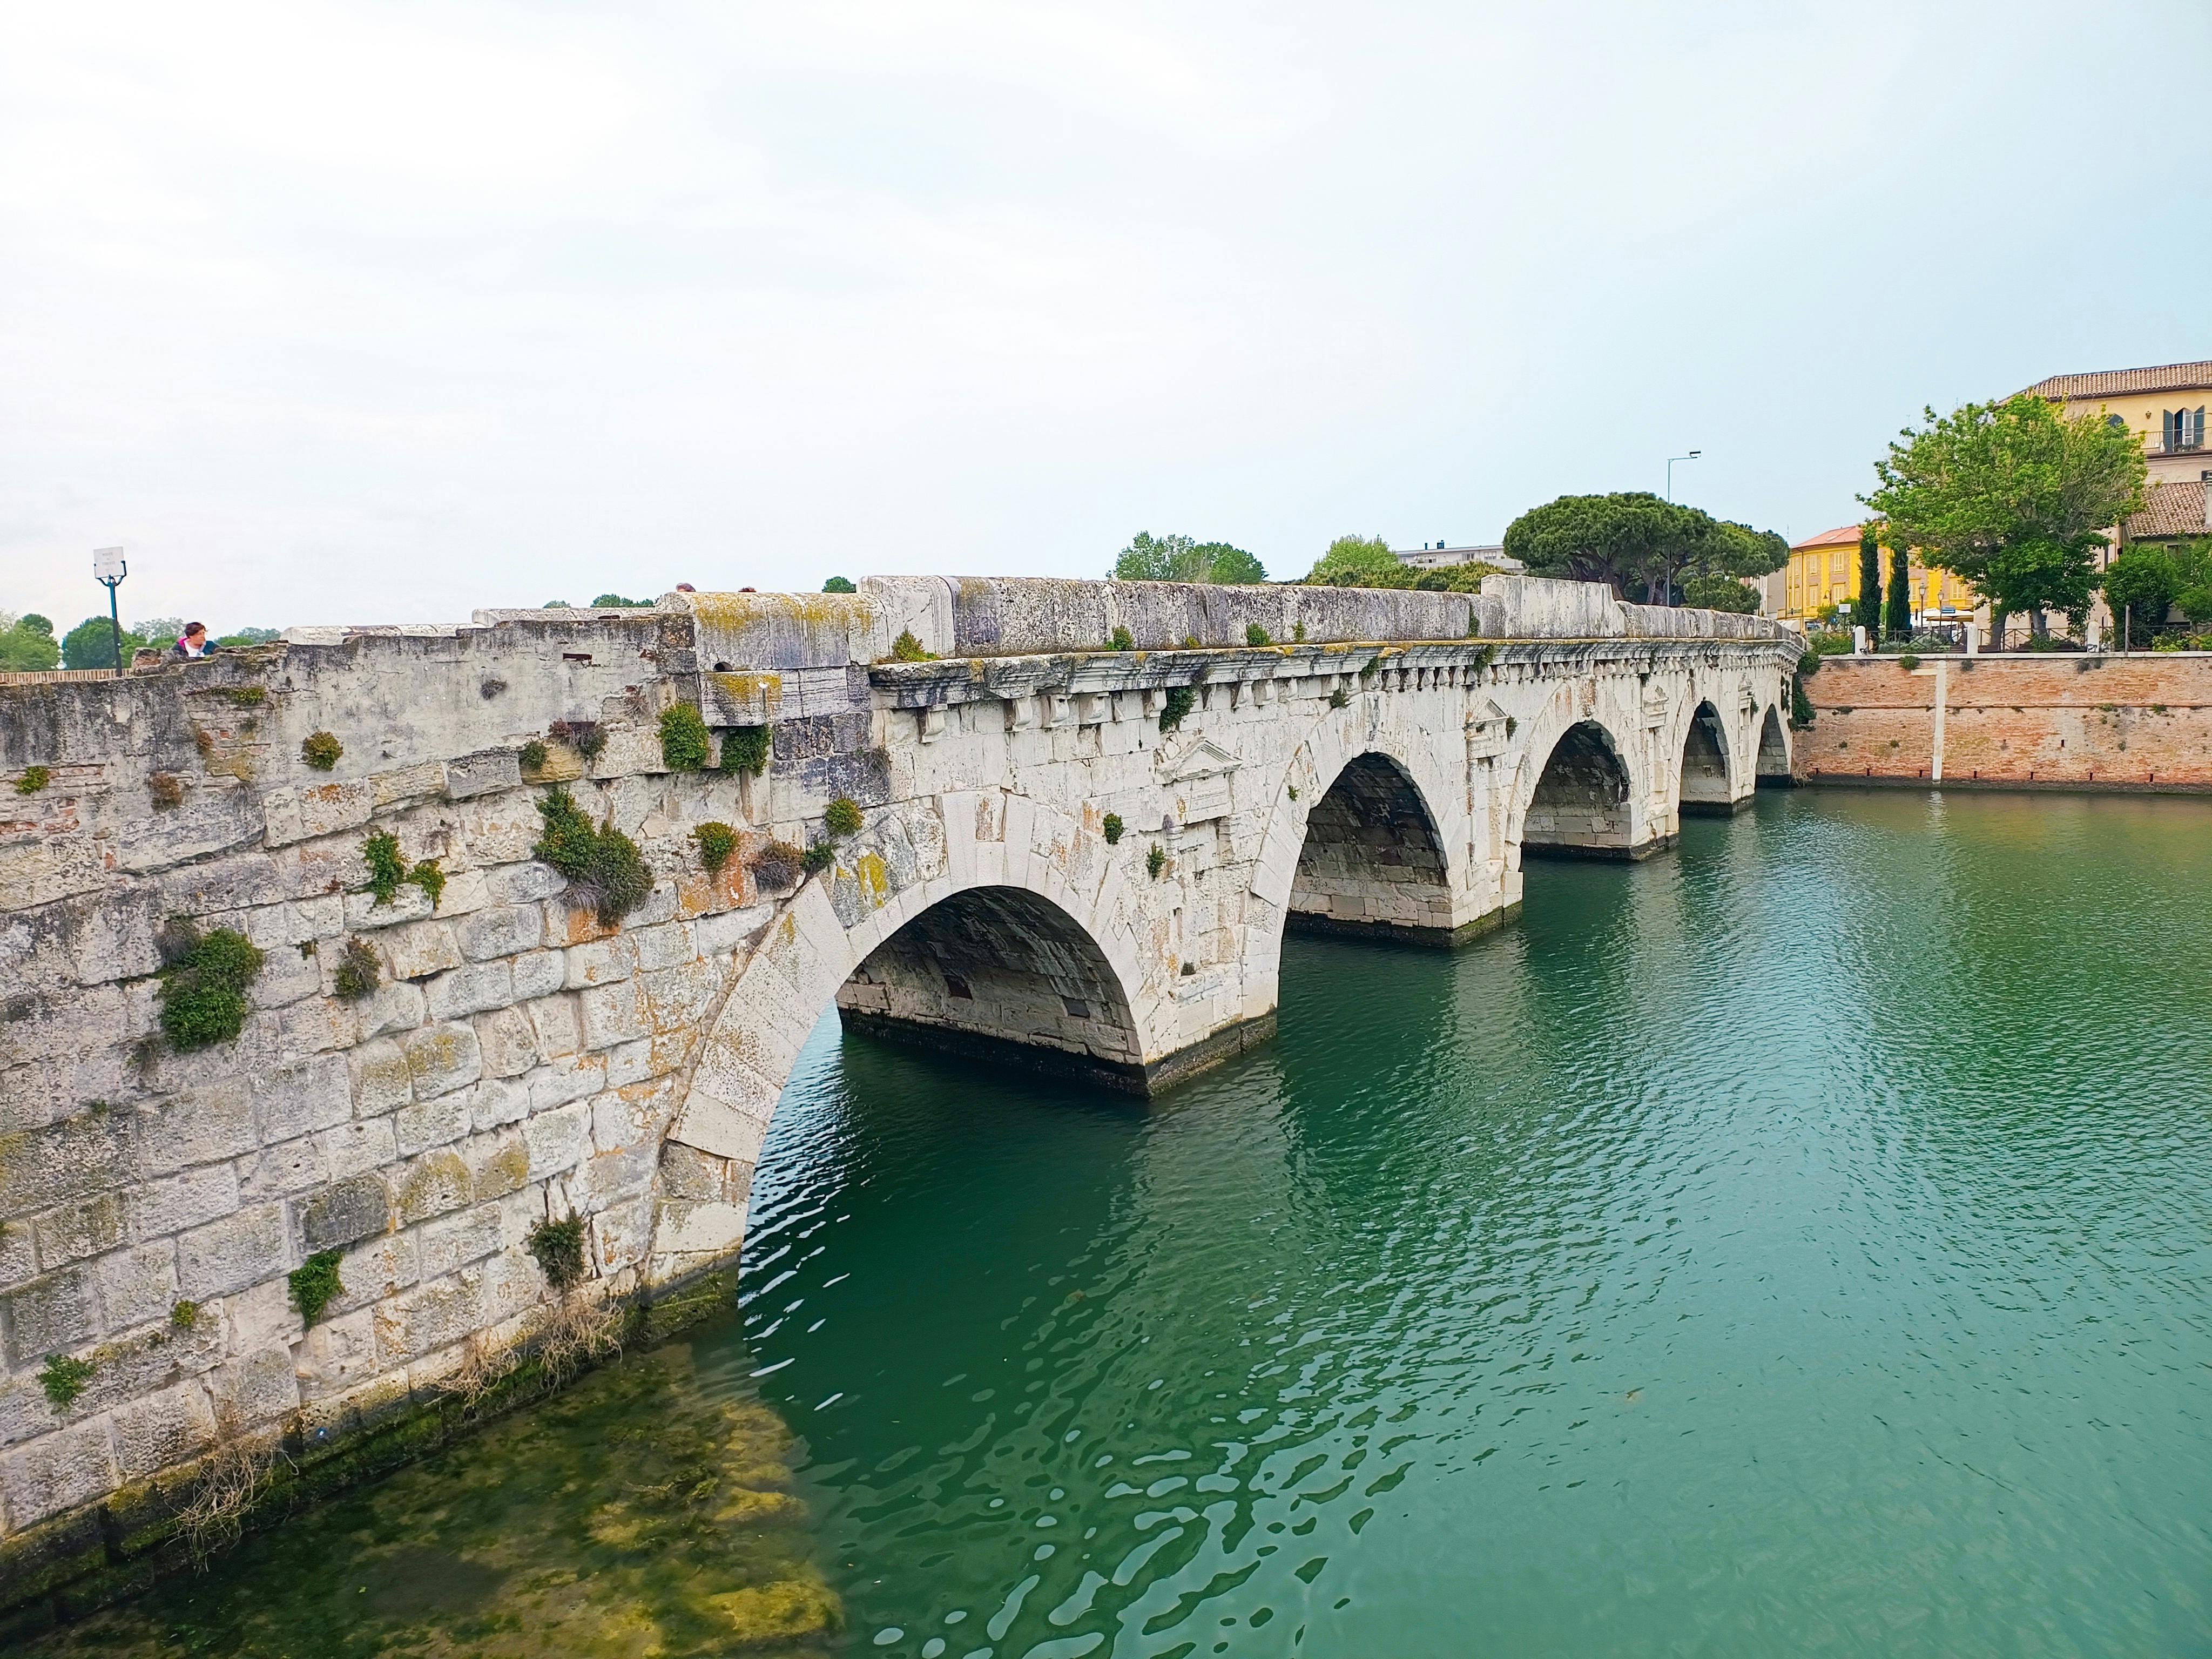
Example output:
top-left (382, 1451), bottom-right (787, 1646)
top-left (837, 883), bottom-right (1147, 1090)
top-left (1286, 751), bottom-right (1460, 945)
top-left (1756, 703), bottom-right (1792, 785)
top-left (1678, 699), bottom-right (1737, 815)
top-left (1520, 718), bottom-right (1647, 860)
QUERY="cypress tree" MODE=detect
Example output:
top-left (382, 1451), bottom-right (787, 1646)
top-left (1857, 524), bottom-right (1883, 643)
top-left (1884, 542), bottom-right (1911, 641)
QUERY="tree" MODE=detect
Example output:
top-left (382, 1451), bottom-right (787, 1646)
top-left (1680, 575), bottom-right (1760, 613)
top-left (1505, 494), bottom-right (1784, 604)
top-left (591, 593), bottom-right (653, 608)
top-left (134, 616), bottom-right (185, 654)
top-left (1864, 394), bottom-right (2148, 646)
top-left (821, 577), bottom-right (857, 594)
top-left (61, 616), bottom-right (146, 670)
top-left (1115, 533), bottom-right (1267, 584)
top-left (2102, 547), bottom-right (2183, 646)
top-left (1884, 543), bottom-right (1911, 641)
top-left (0, 612), bottom-right (59, 671)
top-left (217, 626), bottom-right (281, 646)
top-left (1306, 534), bottom-right (1407, 586)
top-left (1856, 525), bottom-right (1882, 641)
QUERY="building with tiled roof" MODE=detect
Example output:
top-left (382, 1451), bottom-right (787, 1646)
top-left (2123, 478), bottom-right (2209, 545)
top-left (2018, 359), bottom-right (2212, 485)
top-left (1777, 524), bottom-right (1970, 624)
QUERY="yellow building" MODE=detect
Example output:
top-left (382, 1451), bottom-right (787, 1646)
top-left (1778, 524), bottom-right (1970, 624)
top-left (2021, 360), bottom-right (2212, 488)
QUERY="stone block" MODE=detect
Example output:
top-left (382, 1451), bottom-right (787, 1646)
top-left (275, 993), bottom-right (356, 1062)
top-left (96, 1242), bottom-right (179, 1332)
top-left (464, 1075), bottom-right (529, 1132)
top-left (401, 1021), bottom-right (482, 1099)
top-left (174, 1204), bottom-right (287, 1300)
top-left (212, 1344), bottom-right (300, 1426)
top-left (247, 940), bottom-right (322, 1009)
top-left (157, 851), bottom-right (282, 915)
top-left (524, 1100), bottom-right (590, 1179)
top-left (135, 1082), bottom-right (258, 1179)
top-left (425, 960), bottom-right (512, 1022)
top-left (0, 1418), bottom-right (119, 1529)
top-left (463, 1130), bottom-right (531, 1203)
top-left (346, 885), bottom-right (436, 929)
top-left (0, 1216), bottom-right (36, 1291)
top-left (393, 1149), bottom-right (472, 1225)
top-left (630, 920), bottom-right (696, 973)
top-left (32, 1192), bottom-right (127, 1267)
top-left (393, 1090), bottom-right (470, 1157)
top-left (0, 1109), bottom-right (132, 1222)
top-left (456, 903), bottom-right (541, 962)
top-left (136, 1163), bottom-right (241, 1236)
top-left (416, 1206), bottom-right (502, 1278)
top-left (323, 1116), bottom-right (397, 1179)
top-left (525, 1053), bottom-right (604, 1112)
top-left (348, 1038), bottom-right (415, 1116)
top-left (591, 1192), bottom-right (655, 1275)
top-left (581, 1140), bottom-right (657, 1211)
top-left (511, 948), bottom-right (565, 1001)
top-left (384, 920), bottom-right (463, 982)
top-left (2, 1266), bottom-right (98, 1366)
top-left (331, 1230), bottom-right (418, 1316)
top-left (68, 888), bottom-right (166, 986)
top-left (112, 1381), bottom-right (218, 1480)
top-left (604, 1036), bottom-right (657, 1088)
top-left (373, 1269), bottom-right (484, 1367)
top-left (694, 903), bottom-right (768, 956)
top-left (443, 748), bottom-right (522, 801)
top-left (485, 861), bottom-right (566, 903)
top-left (564, 936), bottom-right (636, 989)
top-left (254, 1050), bottom-right (352, 1141)
top-left (578, 979), bottom-right (646, 1050)
top-left (657, 1141), bottom-right (731, 1203)
top-left (473, 1006), bottom-right (537, 1079)
top-left (350, 977), bottom-right (428, 1041)
top-left (241, 1134), bottom-right (330, 1201)
top-left (651, 1197), bottom-right (747, 1261)
top-left (298, 1175), bottom-right (392, 1251)
top-left (522, 993), bottom-right (581, 1058)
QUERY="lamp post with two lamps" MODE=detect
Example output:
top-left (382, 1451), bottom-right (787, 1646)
top-left (93, 547), bottom-right (128, 673)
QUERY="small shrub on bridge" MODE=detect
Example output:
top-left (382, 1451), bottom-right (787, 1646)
top-left (1147, 844), bottom-right (1167, 879)
top-left (40, 1353), bottom-right (95, 1412)
top-left (1245, 623), bottom-right (1271, 646)
top-left (16, 765), bottom-right (51, 794)
top-left (149, 771), bottom-right (184, 810)
top-left (1328, 687), bottom-right (1349, 709)
top-left (693, 821), bottom-right (739, 873)
top-left (518, 738), bottom-right (549, 774)
top-left (801, 840), bottom-right (836, 876)
top-left (333, 936), bottom-right (380, 1001)
top-left (1293, 622), bottom-right (1307, 642)
top-left (751, 839), bottom-right (804, 889)
top-left (363, 830), bottom-right (408, 906)
top-left (1898, 653), bottom-right (1920, 671)
top-left (824, 795), bottom-right (864, 838)
top-left (721, 724), bottom-right (770, 777)
top-left (888, 628), bottom-right (936, 662)
top-left (534, 787), bottom-right (655, 926)
top-left (1159, 685), bottom-right (1195, 732)
top-left (1108, 625), bottom-right (1134, 652)
top-left (659, 704), bottom-right (712, 771)
top-left (549, 719), bottom-right (606, 762)
top-left (289, 1250), bottom-right (345, 1327)
top-left (1102, 812), bottom-right (1125, 845)
top-left (300, 731), bottom-right (342, 771)
top-left (157, 921), bottom-right (265, 1053)
top-left (528, 1215), bottom-right (589, 1291)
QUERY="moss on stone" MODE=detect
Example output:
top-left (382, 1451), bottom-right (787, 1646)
top-left (288, 1249), bottom-right (345, 1327)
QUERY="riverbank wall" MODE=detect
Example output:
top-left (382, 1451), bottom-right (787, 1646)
top-left (1793, 653), bottom-right (2212, 791)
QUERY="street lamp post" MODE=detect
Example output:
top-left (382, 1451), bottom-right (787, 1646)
top-left (1666, 450), bottom-right (1702, 502)
top-left (93, 547), bottom-right (127, 673)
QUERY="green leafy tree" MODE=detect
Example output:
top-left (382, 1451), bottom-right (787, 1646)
top-left (215, 626), bottom-right (280, 646)
top-left (1680, 574), bottom-right (1760, 613)
top-left (0, 612), bottom-right (59, 671)
top-left (1865, 394), bottom-right (2148, 646)
top-left (1884, 543), bottom-right (1911, 641)
top-left (1114, 533), bottom-right (1267, 584)
top-left (2102, 547), bottom-right (2180, 646)
top-left (1856, 525), bottom-right (1882, 640)
top-left (134, 617), bottom-right (186, 653)
top-left (821, 576), bottom-right (857, 594)
top-left (60, 616), bottom-right (147, 670)
top-left (590, 593), bottom-right (652, 608)
top-left (1506, 495), bottom-right (1784, 604)
top-left (1306, 534), bottom-right (1410, 587)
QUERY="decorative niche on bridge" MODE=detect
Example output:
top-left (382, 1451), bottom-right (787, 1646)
top-left (1159, 737), bottom-right (1240, 826)
top-left (1466, 698), bottom-right (1510, 761)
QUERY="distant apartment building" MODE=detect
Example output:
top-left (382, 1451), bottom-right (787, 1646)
top-left (2020, 359), bottom-right (2212, 488)
top-left (1777, 525), bottom-right (1967, 625)
top-left (1392, 541), bottom-right (1522, 574)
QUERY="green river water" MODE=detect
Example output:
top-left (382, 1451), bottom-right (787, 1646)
top-left (30, 789), bottom-right (2212, 1657)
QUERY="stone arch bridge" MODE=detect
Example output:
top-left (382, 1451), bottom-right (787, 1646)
top-left (0, 575), bottom-right (1792, 1578)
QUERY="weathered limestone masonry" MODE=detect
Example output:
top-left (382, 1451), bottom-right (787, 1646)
top-left (1796, 653), bottom-right (2212, 790)
top-left (0, 575), bottom-right (1793, 1610)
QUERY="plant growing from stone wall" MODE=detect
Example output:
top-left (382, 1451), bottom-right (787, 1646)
top-left (1246, 623), bottom-right (1271, 646)
top-left (549, 719), bottom-right (606, 762)
top-left (518, 738), bottom-right (549, 775)
top-left (40, 1353), bottom-right (95, 1411)
top-left (1147, 844), bottom-right (1167, 879)
top-left (156, 919), bottom-right (265, 1052)
top-left (692, 821), bottom-right (738, 873)
top-left (362, 830), bottom-right (444, 910)
top-left (149, 770), bottom-right (184, 809)
top-left (15, 765), bottom-right (50, 794)
top-left (533, 786), bottom-right (653, 925)
top-left (659, 704), bottom-right (711, 771)
top-left (1159, 685), bottom-right (1195, 732)
top-left (1328, 687), bottom-right (1350, 709)
top-left (888, 628), bottom-right (935, 662)
top-left (1102, 812), bottom-right (1124, 845)
top-left (332, 936), bottom-right (380, 1000)
top-left (751, 839), bottom-right (804, 891)
top-left (171, 1300), bottom-right (201, 1331)
top-left (823, 796), bottom-right (864, 838)
top-left (527, 1215), bottom-right (589, 1290)
top-left (721, 725), bottom-right (770, 777)
top-left (801, 840), bottom-right (836, 875)
top-left (300, 732), bottom-right (342, 771)
top-left (289, 1250), bottom-right (345, 1327)
top-left (1108, 625), bottom-right (1134, 652)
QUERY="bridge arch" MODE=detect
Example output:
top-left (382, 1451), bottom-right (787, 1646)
top-left (1676, 698), bottom-right (1736, 814)
top-left (649, 790), bottom-right (1172, 1282)
top-left (1507, 686), bottom-right (1654, 861)
top-left (1756, 700), bottom-right (1792, 784)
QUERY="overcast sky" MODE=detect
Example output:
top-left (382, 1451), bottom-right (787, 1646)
top-left (3, 1), bottom-right (2207, 633)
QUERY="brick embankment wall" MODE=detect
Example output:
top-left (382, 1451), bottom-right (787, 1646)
top-left (1795, 653), bottom-right (2212, 791)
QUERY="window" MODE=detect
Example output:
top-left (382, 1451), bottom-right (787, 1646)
top-left (2162, 407), bottom-right (2207, 451)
